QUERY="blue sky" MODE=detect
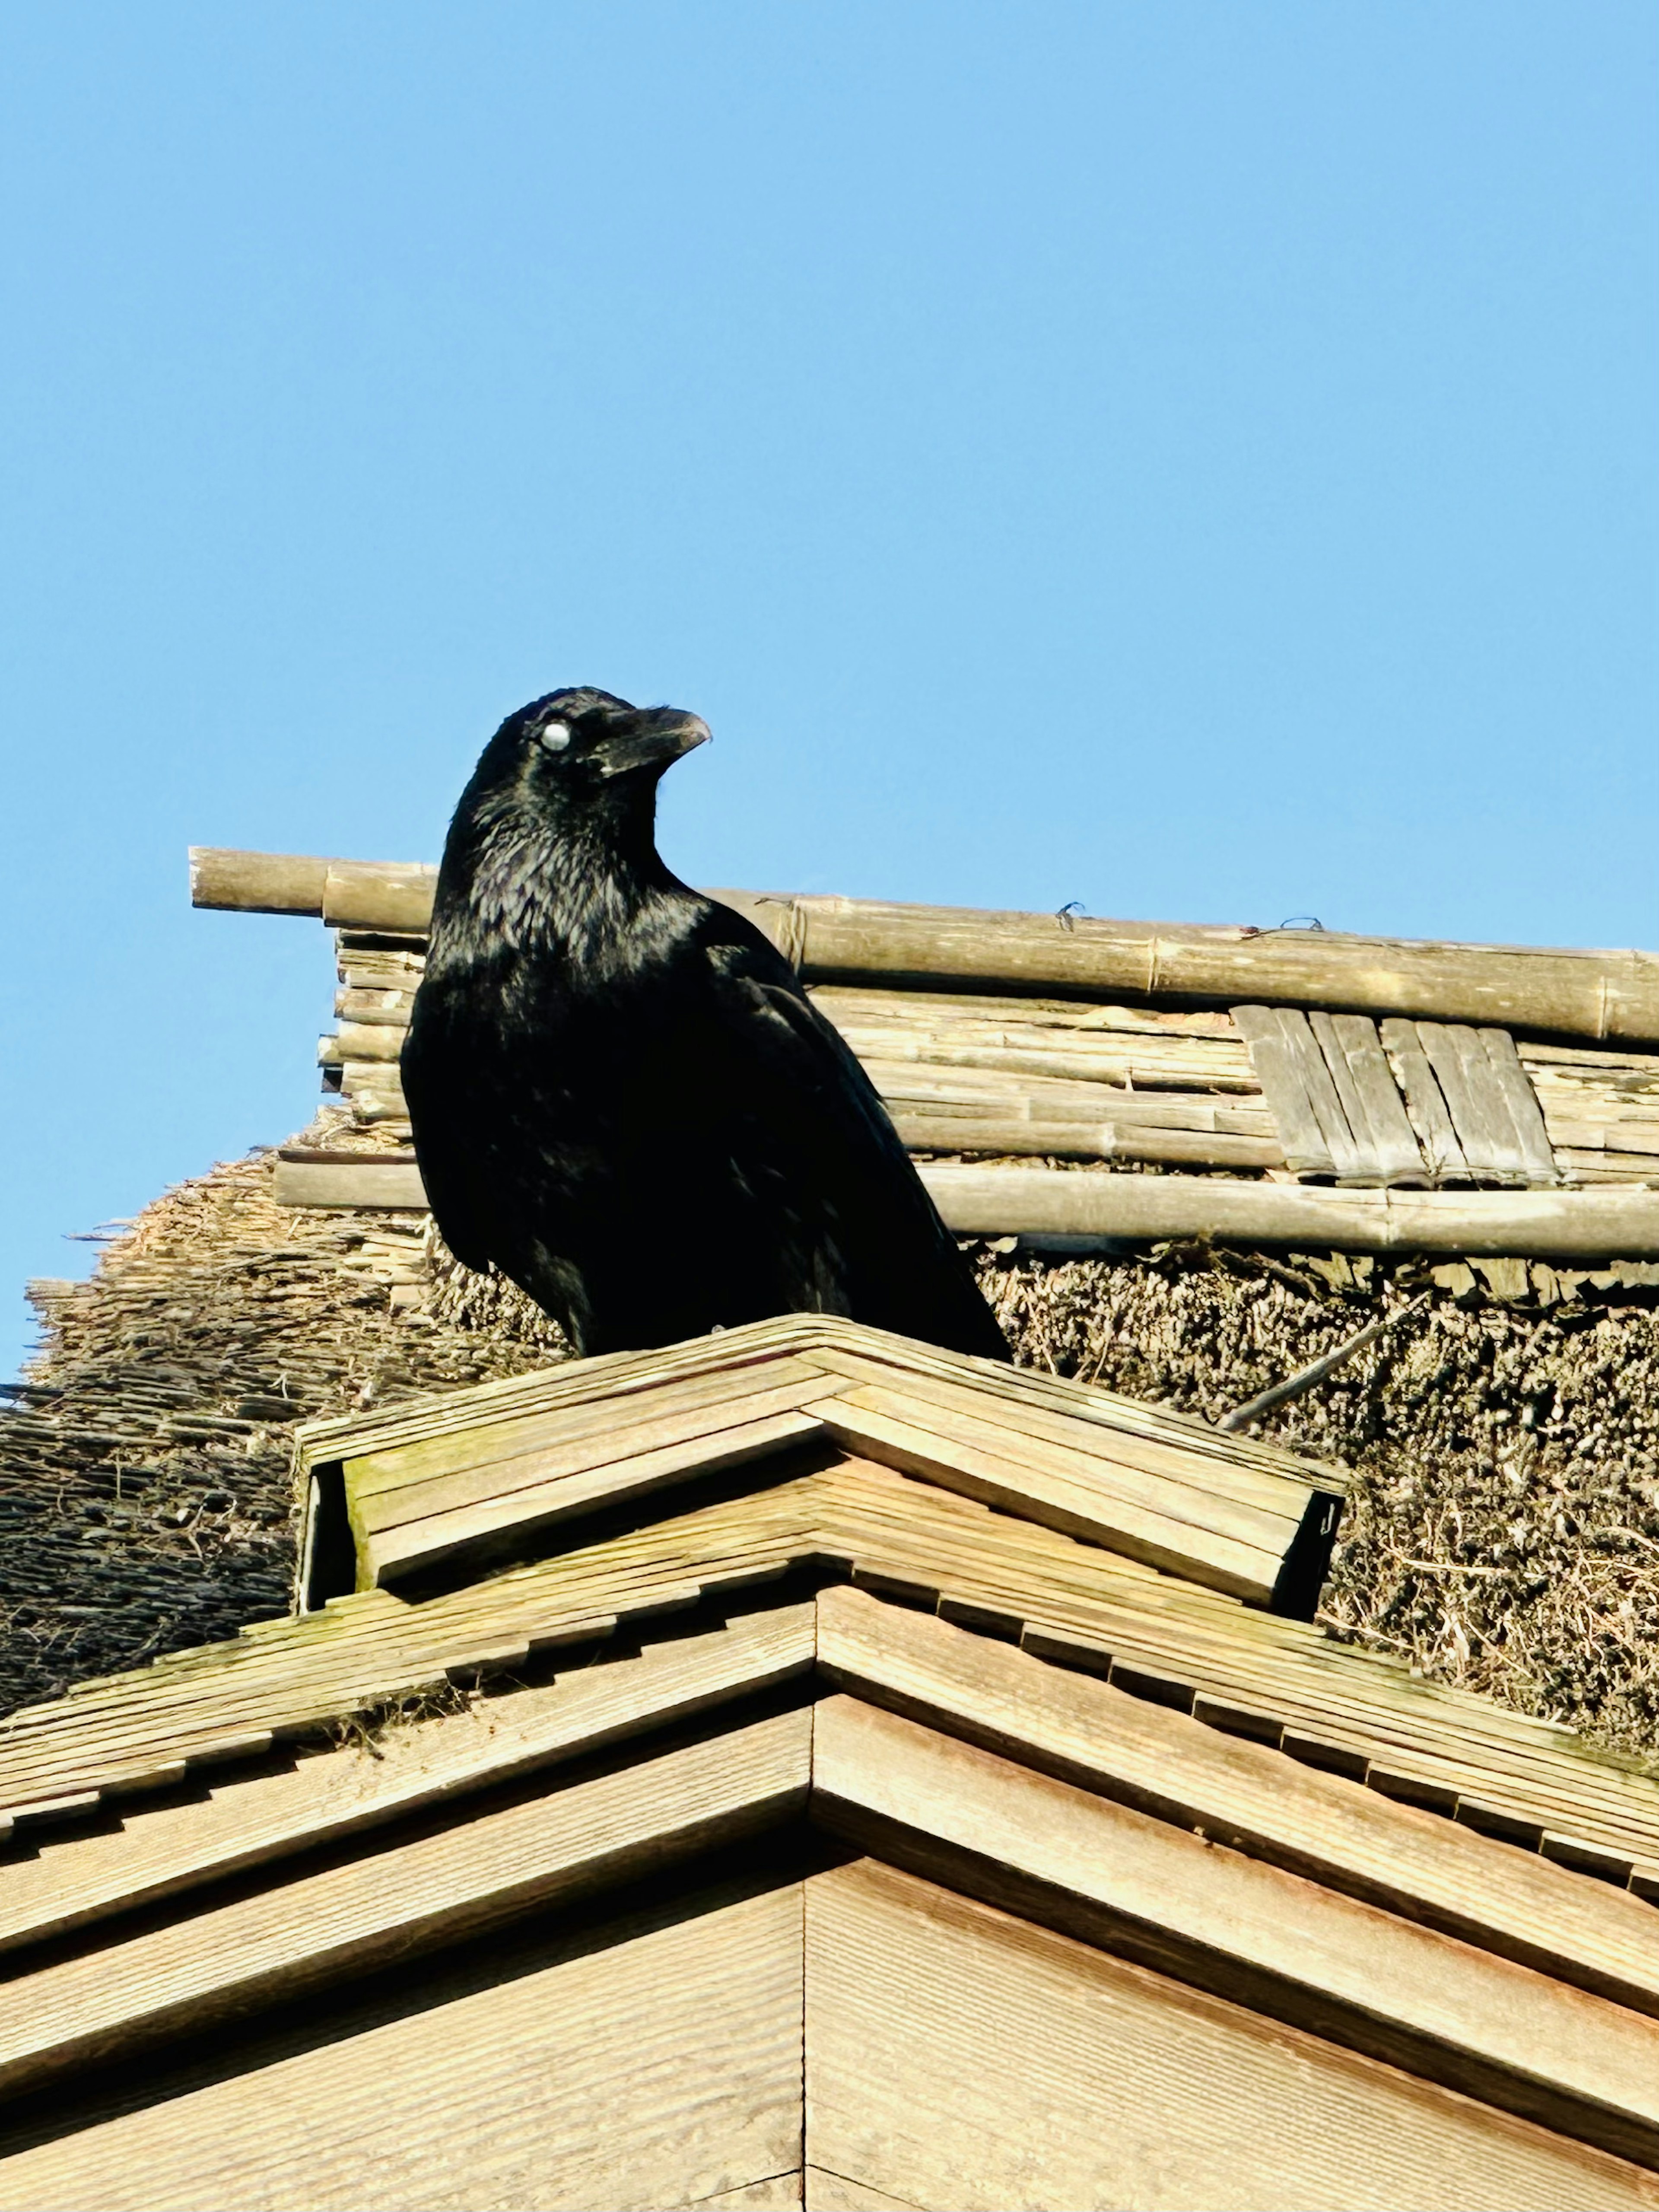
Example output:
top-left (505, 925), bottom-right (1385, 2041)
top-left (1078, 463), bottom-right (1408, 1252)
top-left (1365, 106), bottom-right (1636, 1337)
top-left (1, 1), bottom-right (1655, 1378)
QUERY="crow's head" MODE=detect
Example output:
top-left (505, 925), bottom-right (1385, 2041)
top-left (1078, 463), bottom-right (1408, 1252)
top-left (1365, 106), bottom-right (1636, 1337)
top-left (484, 687), bottom-right (711, 805)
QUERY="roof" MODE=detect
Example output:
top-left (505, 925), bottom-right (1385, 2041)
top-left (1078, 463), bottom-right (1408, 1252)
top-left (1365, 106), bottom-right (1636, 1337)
top-left (292, 1311), bottom-right (1344, 1607)
top-left (9, 1313), bottom-right (1659, 2196)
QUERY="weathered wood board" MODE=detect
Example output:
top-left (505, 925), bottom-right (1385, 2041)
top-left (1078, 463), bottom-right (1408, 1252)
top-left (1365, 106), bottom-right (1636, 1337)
top-left (805, 1859), bottom-right (1659, 2212)
top-left (0, 1880), bottom-right (807, 2212)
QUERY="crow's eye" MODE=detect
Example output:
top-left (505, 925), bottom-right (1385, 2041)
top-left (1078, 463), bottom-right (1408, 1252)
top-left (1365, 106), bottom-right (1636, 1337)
top-left (539, 721), bottom-right (572, 751)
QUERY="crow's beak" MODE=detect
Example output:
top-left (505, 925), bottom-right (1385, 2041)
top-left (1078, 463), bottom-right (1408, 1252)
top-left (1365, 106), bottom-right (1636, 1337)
top-left (596, 708), bottom-right (712, 780)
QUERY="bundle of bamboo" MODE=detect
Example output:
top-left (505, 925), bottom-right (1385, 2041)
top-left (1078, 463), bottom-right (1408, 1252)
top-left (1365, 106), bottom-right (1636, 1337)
top-left (192, 850), bottom-right (1659, 1248)
top-left (311, 955), bottom-right (1659, 1187)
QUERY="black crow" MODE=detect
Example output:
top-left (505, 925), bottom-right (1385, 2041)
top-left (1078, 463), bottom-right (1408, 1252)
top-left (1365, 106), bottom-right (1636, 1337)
top-left (401, 686), bottom-right (1010, 1362)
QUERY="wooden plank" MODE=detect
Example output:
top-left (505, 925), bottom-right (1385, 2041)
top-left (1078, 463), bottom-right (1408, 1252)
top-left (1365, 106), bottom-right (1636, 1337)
top-left (805, 1859), bottom-right (1659, 2212)
top-left (812, 983), bottom-right (1238, 1038)
top-left (335, 986), bottom-right (416, 1025)
top-left (0, 1709), bottom-right (811, 2101)
top-left (296, 1316), bottom-right (845, 1473)
top-left (1310, 1011), bottom-right (1388, 1183)
top-left (798, 1354), bottom-right (1322, 1519)
top-left (273, 1157), bottom-right (428, 1209)
top-left (1231, 1004), bottom-right (1337, 1174)
top-left (815, 1589), bottom-right (1659, 2020)
top-left (1274, 1008), bottom-right (1368, 1177)
top-left (1546, 1123), bottom-right (1659, 1157)
top-left (1330, 1013), bottom-right (1430, 1185)
top-left (363, 1407), bottom-right (828, 1588)
top-left (805, 1394), bottom-right (1283, 1604)
top-left (321, 1021), bottom-right (404, 1063)
top-left (813, 1379), bottom-right (1304, 1552)
top-left (1418, 1024), bottom-right (1529, 1183)
top-left (855, 1050), bottom-right (1264, 1116)
top-left (772, 1321), bottom-right (1343, 1486)
top-left (1481, 1026), bottom-right (1562, 1183)
top-left (1557, 1149), bottom-right (1659, 1180)
top-left (810, 1697), bottom-right (1659, 2168)
top-left (0, 1607), bottom-right (816, 1958)
top-left (859, 1055), bottom-right (1257, 1117)
top-left (0, 1882), bottom-right (805, 2212)
top-left (918, 1164), bottom-right (1659, 1255)
top-left (347, 1359), bottom-right (837, 1507)
top-left (1381, 1015), bottom-right (1470, 1181)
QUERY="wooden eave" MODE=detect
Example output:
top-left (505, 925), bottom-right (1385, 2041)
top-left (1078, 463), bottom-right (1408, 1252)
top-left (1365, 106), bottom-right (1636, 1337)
top-left (5, 1589), bottom-right (1659, 2176)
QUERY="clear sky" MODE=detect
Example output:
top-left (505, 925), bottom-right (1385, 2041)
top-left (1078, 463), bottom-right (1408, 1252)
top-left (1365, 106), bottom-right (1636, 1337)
top-left (1, 1), bottom-right (1655, 1379)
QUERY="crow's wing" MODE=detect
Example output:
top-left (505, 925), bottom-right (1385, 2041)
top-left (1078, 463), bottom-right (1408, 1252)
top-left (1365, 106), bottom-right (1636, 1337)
top-left (399, 987), bottom-right (498, 1273)
top-left (698, 932), bottom-right (1007, 1356)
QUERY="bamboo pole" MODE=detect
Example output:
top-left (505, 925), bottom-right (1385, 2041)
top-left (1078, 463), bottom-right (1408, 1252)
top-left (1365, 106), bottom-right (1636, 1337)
top-left (271, 1150), bottom-right (1659, 1255)
top-left (890, 1115), bottom-right (1284, 1168)
top-left (189, 850), bottom-right (337, 915)
top-left (917, 1167), bottom-right (1659, 1258)
top-left (189, 850), bottom-right (1659, 1045)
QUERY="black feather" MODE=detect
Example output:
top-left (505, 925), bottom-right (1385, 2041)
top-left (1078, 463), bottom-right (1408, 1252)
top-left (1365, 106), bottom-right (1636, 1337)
top-left (401, 687), bottom-right (1010, 1362)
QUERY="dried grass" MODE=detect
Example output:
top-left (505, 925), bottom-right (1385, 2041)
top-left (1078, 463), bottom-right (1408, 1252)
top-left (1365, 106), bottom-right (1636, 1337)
top-left (976, 1243), bottom-right (1659, 1762)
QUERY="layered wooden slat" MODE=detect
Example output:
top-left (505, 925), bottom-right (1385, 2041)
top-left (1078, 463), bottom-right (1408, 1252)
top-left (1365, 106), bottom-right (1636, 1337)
top-left (816, 1591), bottom-right (1659, 2019)
top-left (0, 1709), bottom-right (812, 2100)
top-left (346, 1357), bottom-right (837, 1504)
top-left (0, 1608), bottom-right (817, 1957)
top-left (8, 1461), bottom-right (1659, 1887)
top-left (0, 1884), bottom-right (807, 2212)
top-left (806, 1386), bottom-right (1294, 1606)
top-left (295, 1311), bottom-right (1339, 1496)
top-left (321, 1317), bottom-right (1338, 1605)
top-left (810, 1699), bottom-right (1659, 2169)
top-left (363, 1404), bottom-right (826, 1587)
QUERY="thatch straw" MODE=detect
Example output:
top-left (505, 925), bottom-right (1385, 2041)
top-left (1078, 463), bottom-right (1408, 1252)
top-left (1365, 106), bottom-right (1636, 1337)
top-left (977, 1244), bottom-right (1659, 1762)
